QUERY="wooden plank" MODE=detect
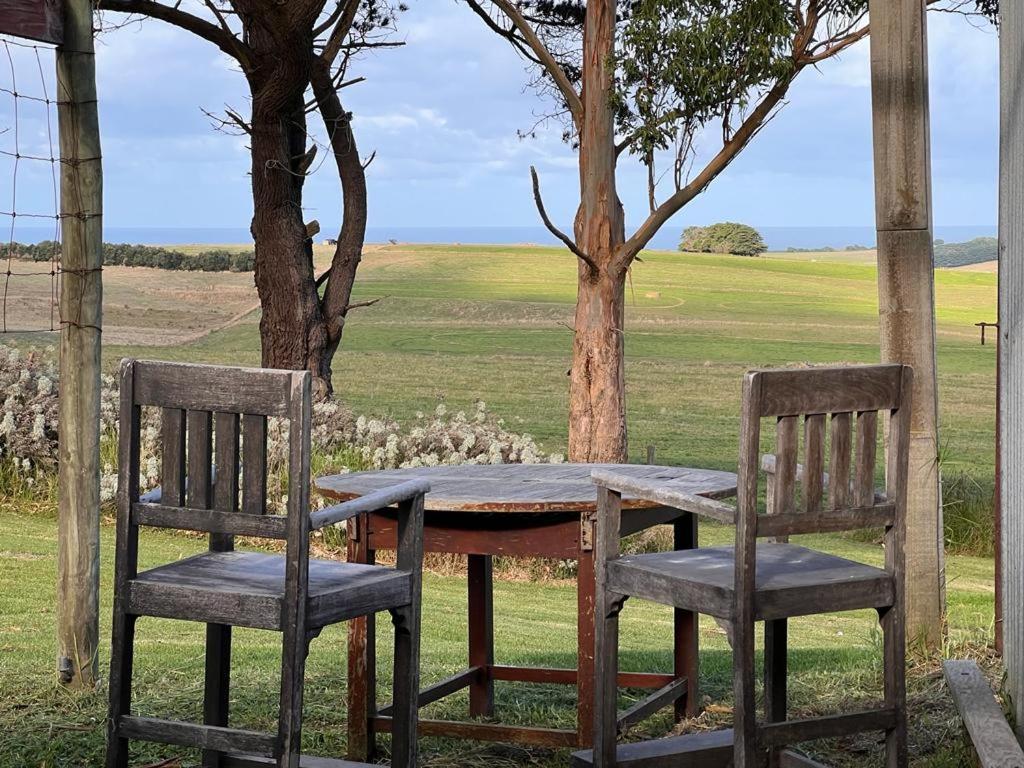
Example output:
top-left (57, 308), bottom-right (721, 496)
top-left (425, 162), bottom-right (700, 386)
top-left (161, 409), bottom-right (186, 506)
top-left (869, 0), bottom-right (944, 648)
top-left (309, 480), bottom-right (431, 529)
top-left (753, 365), bottom-right (903, 417)
top-left (0, 0), bottom-right (63, 44)
top-left (854, 411), bottom-right (879, 508)
top-left (755, 503), bottom-right (895, 538)
top-left (572, 729), bottom-right (830, 768)
top-left (213, 412), bottom-right (241, 546)
top-left (133, 360), bottom-right (294, 416)
top-left (377, 669), bottom-right (476, 716)
top-left (242, 414), bottom-right (268, 516)
top-left (772, 416), bottom-right (798, 516)
top-left (758, 707), bottom-right (897, 747)
top-left (802, 414), bottom-right (825, 514)
top-left (117, 715), bottom-right (277, 756)
top-left (943, 660), bottom-right (1024, 768)
top-left (371, 715), bottom-right (579, 748)
top-left (187, 410), bottom-right (213, 511)
top-left (389, 492), bottom-right (424, 768)
top-left (55, 0), bottom-right (102, 690)
top-left (591, 470), bottom-right (735, 524)
top-left (1000, 0), bottom-right (1024, 742)
top-left (829, 412), bottom-right (852, 510)
top-left (317, 463), bottom-right (737, 514)
top-left (133, 503), bottom-right (288, 539)
top-left (616, 678), bottom-right (687, 731)
top-left (107, 360), bottom-right (140, 766)
top-left (468, 554), bottom-right (495, 718)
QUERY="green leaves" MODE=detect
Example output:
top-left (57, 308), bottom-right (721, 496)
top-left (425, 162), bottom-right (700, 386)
top-left (679, 222), bottom-right (768, 257)
top-left (614, 0), bottom-right (795, 157)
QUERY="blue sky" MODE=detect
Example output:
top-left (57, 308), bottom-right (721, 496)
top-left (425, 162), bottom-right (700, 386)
top-left (1, 3), bottom-right (1000, 234)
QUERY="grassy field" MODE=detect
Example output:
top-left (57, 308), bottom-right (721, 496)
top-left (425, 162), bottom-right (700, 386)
top-left (0, 243), bottom-right (1001, 766)
top-left (91, 243), bottom-right (998, 479)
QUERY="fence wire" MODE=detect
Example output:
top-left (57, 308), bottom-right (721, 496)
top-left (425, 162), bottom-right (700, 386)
top-left (1, 35), bottom-right (65, 335)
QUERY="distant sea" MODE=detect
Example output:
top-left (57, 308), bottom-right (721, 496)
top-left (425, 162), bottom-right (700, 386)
top-left (9, 224), bottom-right (998, 252)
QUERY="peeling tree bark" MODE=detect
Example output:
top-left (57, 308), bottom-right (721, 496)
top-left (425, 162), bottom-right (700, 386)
top-left (567, 0), bottom-right (628, 463)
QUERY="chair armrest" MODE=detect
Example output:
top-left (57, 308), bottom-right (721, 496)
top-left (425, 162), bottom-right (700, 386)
top-left (761, 454), bottom-right (885, 503)
top-left (591, 469), bottom-right (736, 525)
top-left (310, 479), bottom-right (431, 531)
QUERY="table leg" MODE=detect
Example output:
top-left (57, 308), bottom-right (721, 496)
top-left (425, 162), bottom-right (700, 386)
top-left (468, 553), bottom-right (495, 718)
top-left (577, 547), bottom-right (596, 747)
top-left (674, 512), bottom-right (699, 720)
top-left (347, 513), bottom-right (378, 761)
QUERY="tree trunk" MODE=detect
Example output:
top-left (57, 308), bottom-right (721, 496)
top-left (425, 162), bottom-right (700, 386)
top-left (245, 24), bottom-right (333, 395)
top-left (567, 0), bottom-right (627, 462)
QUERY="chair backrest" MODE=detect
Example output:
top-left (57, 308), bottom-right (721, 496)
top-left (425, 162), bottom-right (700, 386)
top-left (735, 363), bottom-right (913, 546)
top-left (117, 359), bottom-right (312, 552)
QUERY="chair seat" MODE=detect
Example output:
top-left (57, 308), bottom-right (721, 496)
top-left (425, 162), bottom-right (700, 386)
top-left (608, 543), bottom-right (894, 621)
top-left (127, 551), bottom-right (413, 630)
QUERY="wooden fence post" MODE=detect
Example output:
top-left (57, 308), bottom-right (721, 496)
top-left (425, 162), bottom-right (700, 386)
top-left (999, 0), bottom-right (1024, 743)
top-left (56, 0), bottom-right (103, 689)
top-left (868, 0), bottom-right (944, 647)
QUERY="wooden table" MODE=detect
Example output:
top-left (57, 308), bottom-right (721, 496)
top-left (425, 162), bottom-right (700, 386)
top-left (315, 463), bottom-right (737, 757)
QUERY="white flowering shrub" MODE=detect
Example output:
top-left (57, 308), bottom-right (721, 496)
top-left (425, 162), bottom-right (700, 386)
top-left (0, 347), bottom-right (60, 476)
top-left (0, 347), bottom-right (563, 509)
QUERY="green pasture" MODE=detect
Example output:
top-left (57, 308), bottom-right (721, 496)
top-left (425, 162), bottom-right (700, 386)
top-left (1, 244), bottom-right (1000, 766)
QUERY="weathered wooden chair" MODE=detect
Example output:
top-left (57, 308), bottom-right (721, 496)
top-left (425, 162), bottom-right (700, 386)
top-left (107, 359), bottom-right (428, 768)
top-left (583, 364), bottom-right (912, 768)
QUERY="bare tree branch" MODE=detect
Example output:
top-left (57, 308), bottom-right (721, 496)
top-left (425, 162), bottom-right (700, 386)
top-left (530, 165), bottom-right (596, 271)
top-left (618, 76), bottom-right (795, 266)
top-left (482, 0), bottom-right (583, 128)
top-left (96, 0), bottom-right (254, 69)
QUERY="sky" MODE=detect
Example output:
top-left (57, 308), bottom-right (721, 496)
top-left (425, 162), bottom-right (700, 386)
top-left (0, 2), bottom-right (1001, 235)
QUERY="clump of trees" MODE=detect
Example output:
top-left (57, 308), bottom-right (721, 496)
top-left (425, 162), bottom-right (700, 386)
top-left (3, 241), bottom-right (255, 272)
top-left (679, 223), bottom-right (767, 257)
top-left (933, 237), bottom-right (997, 267)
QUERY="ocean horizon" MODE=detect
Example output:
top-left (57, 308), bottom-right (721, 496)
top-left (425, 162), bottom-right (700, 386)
top-left (7, 224), bottom-right (997, 252)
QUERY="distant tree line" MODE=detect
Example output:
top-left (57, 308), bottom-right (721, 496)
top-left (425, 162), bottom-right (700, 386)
top-left (1, 241), bottom-right (255, 272)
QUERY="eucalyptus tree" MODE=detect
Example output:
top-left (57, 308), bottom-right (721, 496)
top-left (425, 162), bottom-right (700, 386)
top-left (96, 0), bottom-right (402, 397)
top-left (462, 0), bottom-right (994, 462)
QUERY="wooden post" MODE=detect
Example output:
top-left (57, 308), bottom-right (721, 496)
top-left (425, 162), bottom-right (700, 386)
top-left (998, 0), bottom-right (1024, 743)
top-left (56, 0), bottom-right (103, 689)
top-left (867, 0), bottom-right (944, 647)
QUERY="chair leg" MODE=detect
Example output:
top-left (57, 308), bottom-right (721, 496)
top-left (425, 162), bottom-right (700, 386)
top-left (390, 603), bottom-right (422, 768)
top-left (764, 619), bottom-right (787, 768)
top-left (732, 617), bottom-right (758, 768)
top-left (879, 606), bottom-right (908, 768)
top-left (278, 630), bottom-right (309, 768)
top-left (674, 513), bottom-right (699, 720)
top-left (106, 612), bottom-right (136, 768)
top-left (593, 590), bottom-right (625, 768)
top-left (203, 623), bottom-right (232, 768)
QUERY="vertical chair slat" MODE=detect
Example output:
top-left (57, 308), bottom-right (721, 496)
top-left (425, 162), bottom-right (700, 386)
top-left (772, 416), bottom-right (799, 516)
top-left (161, 408), bottom-right (186, 507)
top-left (829, 412), bottom-right (852, 510)
top-left (213, 412), bottom-right (240, 550)
top-left (855, 410), bottom-right (879, 508)
top-left (242, 414), bottom-right (268, 516)
top-left (803, 414), bottom-right (826, 514)
top-left (187, 410), bottom-right (213, 510)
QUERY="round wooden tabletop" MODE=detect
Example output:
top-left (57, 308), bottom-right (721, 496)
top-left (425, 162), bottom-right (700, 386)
top-left (315, 463), bottom-right (737, 514)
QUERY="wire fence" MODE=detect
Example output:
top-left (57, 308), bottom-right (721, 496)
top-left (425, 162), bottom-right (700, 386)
top-left (1, 35), bottom-right (64, 335)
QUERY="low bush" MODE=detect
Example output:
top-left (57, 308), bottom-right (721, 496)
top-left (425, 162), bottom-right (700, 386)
top-left (680, 222), bottom-right (768, 257)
